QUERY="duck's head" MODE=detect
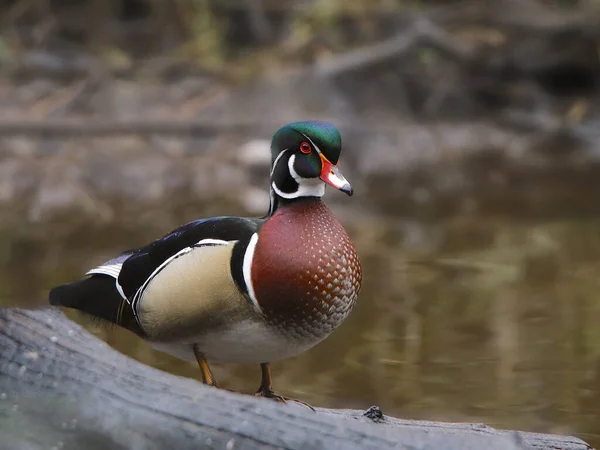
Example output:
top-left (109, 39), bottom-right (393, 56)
top-left (269, 121), bottom-right (352, 203)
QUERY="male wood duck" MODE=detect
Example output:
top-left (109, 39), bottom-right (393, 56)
top-left (49, 121), bottom-right (362, 406)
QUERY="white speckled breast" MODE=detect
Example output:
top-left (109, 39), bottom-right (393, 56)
top-left (251, 198), bottom-right (362, 343)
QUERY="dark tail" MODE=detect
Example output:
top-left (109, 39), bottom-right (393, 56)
top-left (49, 276), bottom-right (140, 334)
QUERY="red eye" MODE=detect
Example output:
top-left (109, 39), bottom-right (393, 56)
top-left (300, 142), bottom-right (312, 154)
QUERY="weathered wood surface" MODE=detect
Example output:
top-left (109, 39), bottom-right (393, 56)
top-left (0, 308), bottom-right (593, 450)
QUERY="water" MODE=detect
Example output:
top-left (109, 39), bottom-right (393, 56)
top-left (2, 205), bottom-right (600, 447)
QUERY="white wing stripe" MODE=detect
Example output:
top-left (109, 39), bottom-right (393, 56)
top-left (86, 263), bottom-right (128, 301)
top-left (87, 263), bottom-right (123, 279)
top-left (194, 238), bottom-right (231, 246)
top-left (131, 246), bottom-right (194, 319)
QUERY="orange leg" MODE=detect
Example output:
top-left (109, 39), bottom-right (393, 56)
top-left (254, 363), bottom-right (314, 411)
top-left (193, 344), bottom-right (217, 387)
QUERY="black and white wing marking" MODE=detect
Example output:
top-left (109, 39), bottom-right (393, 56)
top-left (118, 216), bottom-right (261, 300)
top-left (86, 252), bottom-right (133, 299)
top-left (50, 216), bottom-right (262, 334)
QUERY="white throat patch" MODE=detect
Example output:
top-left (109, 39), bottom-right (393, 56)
top-left (271, 154), bottom-right (325, 199)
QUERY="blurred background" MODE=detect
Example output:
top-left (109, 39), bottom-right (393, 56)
top-left (1, 0), bottom-right (600, 446)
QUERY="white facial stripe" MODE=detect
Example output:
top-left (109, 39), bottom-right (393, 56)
top-left (287, 154), bottom-right (325, 198)
top-left (270, 149), bottom-right (288, 176)
top-left (268, 150), bottom-right (289, 215)
top-left (288, 154), bottom-right (300, 180)
top-left (268, 186), bottom-right (276, 216)
top-left (271, 181), bottom-right (290, 198)
top-left (271, 152), bottom-right (325, 199)
top-left (301, 133), bottom-right (323, 155)
top-left (242, 233), bottom-right (262, 314)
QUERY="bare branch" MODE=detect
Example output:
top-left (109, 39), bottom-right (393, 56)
top-left (313, 19), bottom-right (476, 79)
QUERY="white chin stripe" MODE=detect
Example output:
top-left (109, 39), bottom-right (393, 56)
top-left (270, 149), bottom-right (288, 176)
top-left (242, 233), bottom-right (262, 314)
top-left (272, 180), bottom-right (325, 199)
top-left (271, 154), bottom-right (325, 199)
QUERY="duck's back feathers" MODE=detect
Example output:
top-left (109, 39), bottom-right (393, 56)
top-left (49, 216), bottom-right (262, 334)
top-left (118, 216), bottom-right (261, 299)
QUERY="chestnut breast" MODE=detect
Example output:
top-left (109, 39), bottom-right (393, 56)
top-left (251, 198), bottom-right (361, 341)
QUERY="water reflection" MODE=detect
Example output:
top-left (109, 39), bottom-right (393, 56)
top-left (2, 212), bottom-right (600, 447)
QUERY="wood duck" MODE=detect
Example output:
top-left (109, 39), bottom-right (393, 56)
top-left (49, 121), bottom-right (362, 406)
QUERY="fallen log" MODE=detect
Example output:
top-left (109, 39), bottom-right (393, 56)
top-left (0, 308), bottom-right (592, 450)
